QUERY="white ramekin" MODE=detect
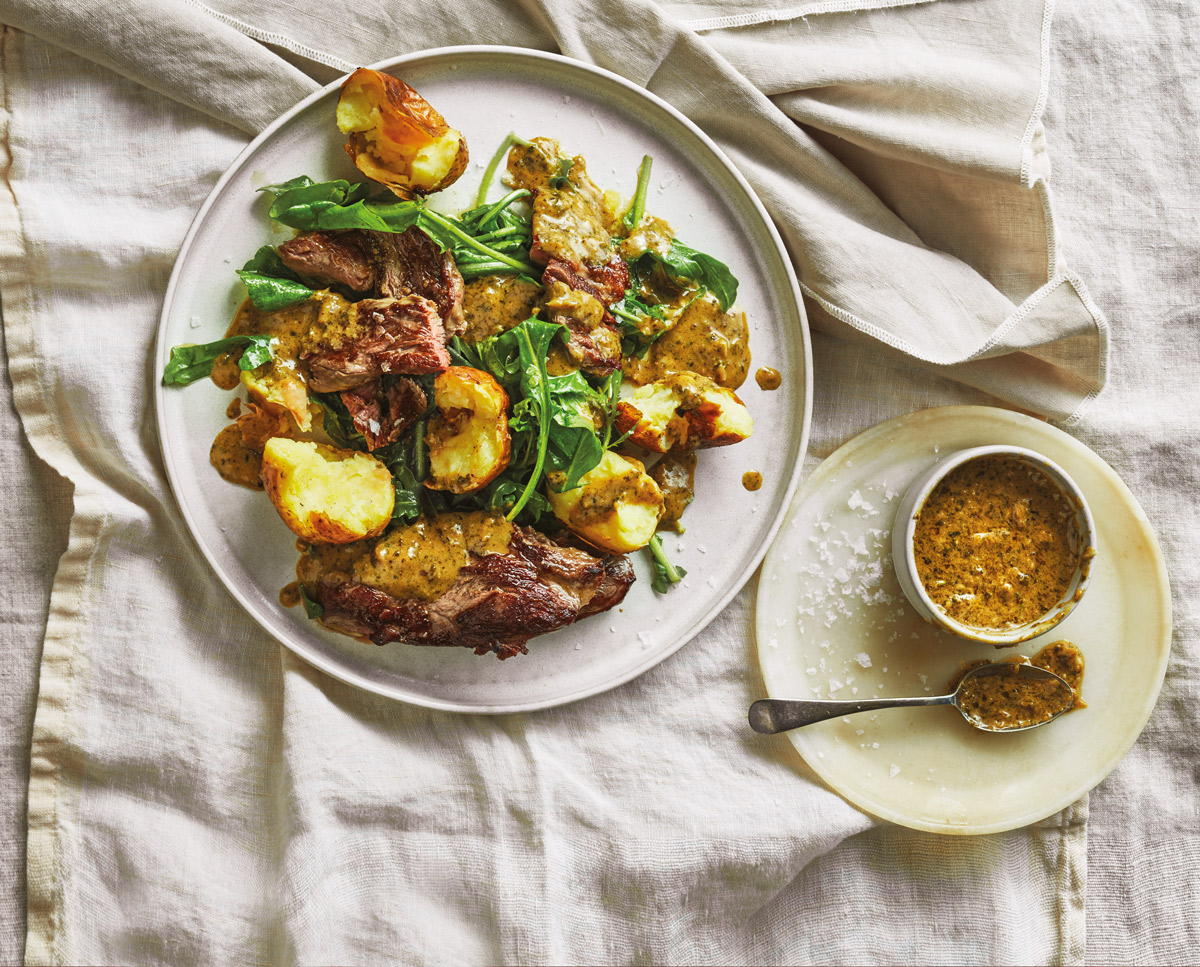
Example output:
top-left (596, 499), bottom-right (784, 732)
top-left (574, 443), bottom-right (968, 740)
top-left (891, 445), bottom-right (1097, 647)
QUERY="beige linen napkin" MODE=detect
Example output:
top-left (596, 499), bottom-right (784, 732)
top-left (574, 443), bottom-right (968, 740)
top-left (0, 0), bottom-right (1097, 963)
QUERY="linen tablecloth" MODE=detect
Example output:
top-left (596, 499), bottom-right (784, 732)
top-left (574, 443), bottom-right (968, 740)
top-left (1, 0), bottom-right (1196, 963)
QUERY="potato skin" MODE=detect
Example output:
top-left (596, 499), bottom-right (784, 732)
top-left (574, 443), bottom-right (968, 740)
top-left (425, 366), bottom-right (512, 494)
top-left (615, 371), bottom-right (753, 453)
top-left (337, 67), bottom-right (468, 197)
top-left (261, 438), bottom-right (394, 544)
top-left (547, 451), bottom-right (664, 553)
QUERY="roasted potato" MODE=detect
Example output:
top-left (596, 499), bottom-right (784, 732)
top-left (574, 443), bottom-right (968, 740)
top-left (261, 438), bottom-right (394, 544)
top-left (240, 364), bottom-right (312, 432)
top-left (337, 67), bottom-right (468, 197)
top-left (425, 367), bottom-right (512, 494)
top-left (615, 372), bottom-right (753, 453)
top-left (232, 292), bottom-right (354, 432)
top-left (547, 451), bottom-right (664, 554)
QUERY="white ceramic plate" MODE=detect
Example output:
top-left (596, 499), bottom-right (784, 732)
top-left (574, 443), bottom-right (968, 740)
top-left (755, 406), bottom-right (1170, 834)
top-left (156, 47), bottom-right (812, 712)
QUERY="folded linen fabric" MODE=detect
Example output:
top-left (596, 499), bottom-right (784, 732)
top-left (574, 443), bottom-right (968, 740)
top-left (0, 0), bottom-right (1091, 963)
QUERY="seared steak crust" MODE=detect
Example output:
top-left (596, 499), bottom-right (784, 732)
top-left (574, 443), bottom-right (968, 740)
top-left (366, 228), bottom-right (466, 337)
top-left (541, 255), bottom-right (628, 308)
top-left (277, 230), bottom-right (376, 292)
top-left (340, 377), bottom-right (427, 450)
top-left (314, 525), bottom-right (635, 658)
top-left (304, 295), bottom-right (450, 392)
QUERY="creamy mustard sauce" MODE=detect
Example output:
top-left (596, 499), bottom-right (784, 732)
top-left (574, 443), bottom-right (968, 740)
top-left (296, 511), bottom-right (514, 602)
top-left (951, 640), bottom-right (1086, 730)
top-left (545, 341), bottom-right (580, 376)
top-left (618, 216), bottom-right (675, 261)
top-left (279, 581), bottom-right (301, 608)
top-left (649, 452), bottom-right (696, 531)
top-left (508, 139), bottom-right (612, 266)
top-left (461, 275), bottom-right (542, 343)
top-left (624, 293), bottom-right (751, 390)
top-left (913, 456), bottom-right (1080, 628)
top-left (211, 353), bottom-right (241, 390)
top-left (755, 366), bottom-right (782, 391)
top-left (542, 278), bottom-right (621, 366)
top-left (209, 423), bottom-right (264, 490)
top-left (225, 397), bottom-right (243, 419)
top-left (226, 292), bottom-right (352, 418)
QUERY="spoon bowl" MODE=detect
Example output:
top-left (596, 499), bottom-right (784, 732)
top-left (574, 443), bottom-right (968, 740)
top-left (749, 661), bottom-right (1076, 735)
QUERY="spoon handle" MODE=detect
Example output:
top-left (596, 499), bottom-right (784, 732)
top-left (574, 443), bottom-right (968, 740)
top-left (748, 694), bottom-right (956, 733)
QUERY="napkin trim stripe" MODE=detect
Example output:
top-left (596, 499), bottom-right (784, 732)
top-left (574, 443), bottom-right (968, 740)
top-left (682, 0), bottom-right (940, 32)
top-left (182, 0), bottom-right (356, 74)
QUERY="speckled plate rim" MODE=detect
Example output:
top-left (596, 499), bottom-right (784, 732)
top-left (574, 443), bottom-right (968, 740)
top-left (154, 46), bottom-right (813, 713)
top-left (754, 406), bottom-right (1172, 834)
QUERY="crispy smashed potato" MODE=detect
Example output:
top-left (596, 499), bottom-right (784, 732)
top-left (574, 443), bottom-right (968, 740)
top-left (426, 367), bottom-right (512, 494)
top-left (547, 451), bottom-right (664, 553)
top-left (615, 371), bottom-right (753, 453)
top-left (240, 366), bottom-right (312, 432)
top-left (261, 438), bottom-right (394, 544)
top-left (337, 67), bottom-right (468, 197)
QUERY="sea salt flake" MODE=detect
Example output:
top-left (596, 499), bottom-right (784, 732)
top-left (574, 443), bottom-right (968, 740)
top-left (855, 652), bottom-right (873, 668)
top-left (889, 764), bottom-right (901, 778)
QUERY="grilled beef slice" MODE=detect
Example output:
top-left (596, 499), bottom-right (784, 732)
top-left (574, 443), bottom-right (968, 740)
top-left (314, 526), bottom-right (635, 658)
top-left (304, 295), bottom-right (450, 392)
top-left (340, 377), bottom-right (427, 450)
top-left (277, 230), bottom-right (376, 292)
top-left (277, 227), bottom-right (465, 337)
top-left (365, 228), bottom-right (466, 336)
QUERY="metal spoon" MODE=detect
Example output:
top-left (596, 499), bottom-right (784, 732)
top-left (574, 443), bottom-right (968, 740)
top-left (749, 661), bottom-right (1076, 735)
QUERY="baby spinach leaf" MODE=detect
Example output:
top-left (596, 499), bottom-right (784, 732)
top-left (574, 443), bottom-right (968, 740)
top-left (298, 584), bottom-right (324, 619)
top-left (265, 176), bottom-right (537, 276)
top-left (161, 334), bottom-right (274, 386)
top-left (235, 246), bottom-right (314, 312)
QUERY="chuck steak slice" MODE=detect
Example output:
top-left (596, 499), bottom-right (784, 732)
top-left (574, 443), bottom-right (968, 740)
top-left (340, 377), bottom-right (427, 450)
top-left (542, 256), bottom-right (629, 309)
top-left (276, 227), bottom-right (465, 338)
top-left (304, 295), bottom-right (450, 392)
top-left (366, 228), bottom-right (466, 337)
top-left (277, 230), bottom-right (376, 292)
top-left (313, 525), bottom-right (635, 658)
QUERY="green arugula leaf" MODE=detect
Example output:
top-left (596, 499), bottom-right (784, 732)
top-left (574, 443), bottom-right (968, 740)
top-left (298, 584), bottom-right (324, 619)
top-left (543, 371), bottom-right (605, 491)
top-left (235, 246), bottom-right (314, 312)
top-left (643, 241), bottom-right (738, 312)
top-left (621, 155), bottom-right (653, 235)
top-left (474, 132), bottom-right (531, 208)
top-left (161, 334), bottom-right (274, 386)
top-left (648, 533), bottom-right (687, 594)
top-left (548, 157), bottom-right (574, 189)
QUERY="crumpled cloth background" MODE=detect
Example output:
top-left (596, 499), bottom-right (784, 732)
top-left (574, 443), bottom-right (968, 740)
top-left (0, 0), bottom-right (1195, 963)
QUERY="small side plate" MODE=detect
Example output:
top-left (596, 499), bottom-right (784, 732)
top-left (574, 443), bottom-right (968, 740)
top-left (755, 406), bottom-right (1170, 834)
